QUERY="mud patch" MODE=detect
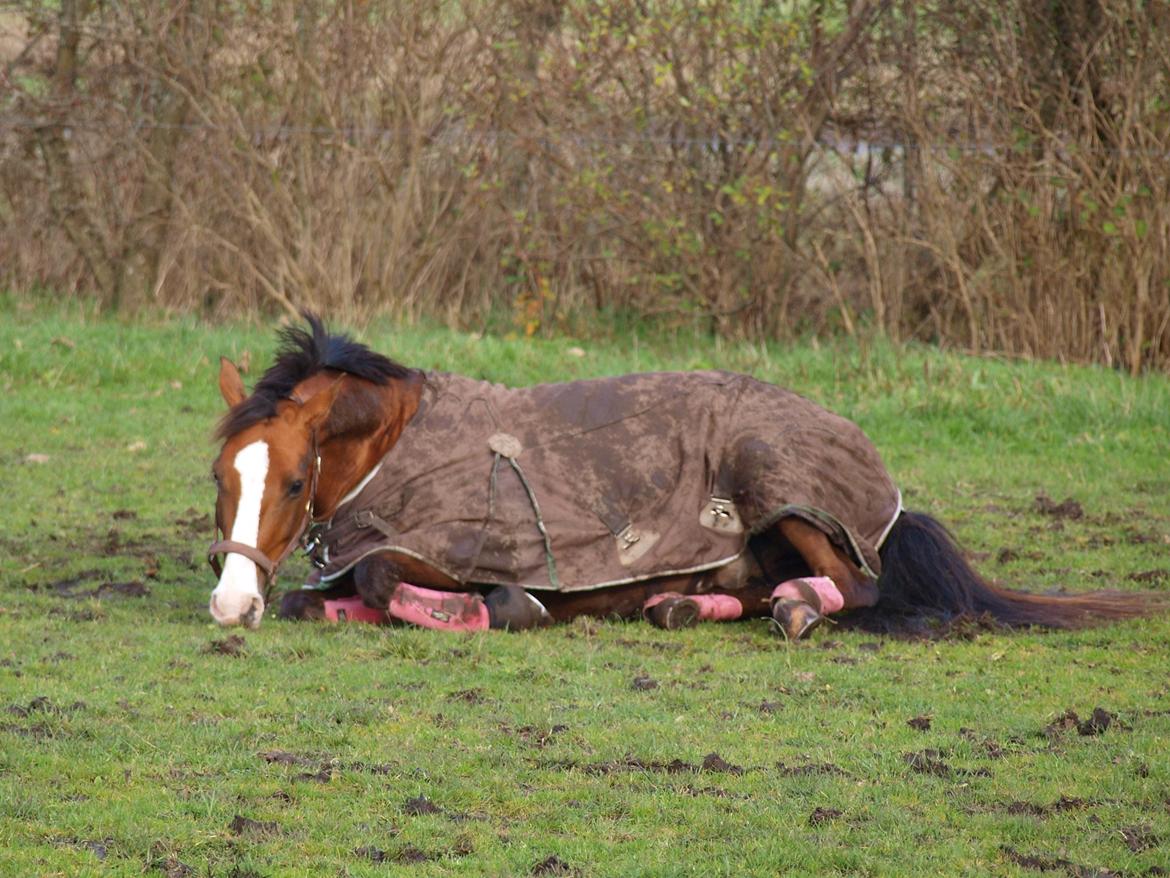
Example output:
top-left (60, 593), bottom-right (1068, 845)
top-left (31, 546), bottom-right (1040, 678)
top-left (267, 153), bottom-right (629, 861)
top-left (7, 696), bottom-right (86, 717)
top-left (1001, 846), bottom-right (1115, 877)
top-left (175, 508), bottom-right (212, 537)
top-left (260, 750), bottom-right (316, 767)
top-left (355, 846), bottom-right (389, 864)
top-left (531, 855), bottom-right (580, 876)
top-left (295, 765), bottom-right (336, 783)
top-left (675, 784), bottom-right (747, 800)
top-left (808, 807), bottom-right (843, 825)
top-left (205, 635), bottom-right (247, 657)
top-left (1034, 493), bottom-right (1085, 520)
top-left (1128, 569), bottom-right (1170, 584)
top-left (776, 761), bottom-right (849, 778)
top-left (58, 837), bottom-right (110, 860)
top-left (1043, 707), bottom-right (1126, 739)
top-left (959, 729), bottom-right (1008, 759)
top-left (403, 795), bottom-right (443, 816)
top-left (395, 844), bottom-right (431, 864)
top-left (907, 715), bottom-right (932, 732)
top-left (503, 723), bottom-right (569, 748)
top-left (147, 848), bottom-right (195, 878)
top-left (1119, 825), bottom-right (1159, 853)
top-left (228, 815), bottom-right (279, 838)
top-left (449, 688), bottom-right (487, 705)
top-left (630, 674), bottom-right (658, 691)
top-left (701, 752), bottom-right (742, 774)
top-left (904, 749), bottom-right (990, 779)
top-left (542, 756), bottom-right (697, 775)
top-left (27, 570), bottom-right (148, 599)
top-left (356, 841), bottom-right (435, 864)
top-left (614, 638), bottom-right (684, 652)
top-left (1004, 796), bottom-right (1089, 816)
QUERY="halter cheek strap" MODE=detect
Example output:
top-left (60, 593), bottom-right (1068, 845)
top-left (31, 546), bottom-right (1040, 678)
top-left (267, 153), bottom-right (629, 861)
top-left (208, 437), bottom-right (322, 600)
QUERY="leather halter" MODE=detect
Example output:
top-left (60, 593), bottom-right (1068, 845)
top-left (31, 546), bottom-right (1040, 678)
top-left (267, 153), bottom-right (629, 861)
top-left (208, 435), bottom-right (321, 601)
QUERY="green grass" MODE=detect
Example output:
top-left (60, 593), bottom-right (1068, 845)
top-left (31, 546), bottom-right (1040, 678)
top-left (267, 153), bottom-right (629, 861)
top-left (1, 301), bottom-right (1169, 877)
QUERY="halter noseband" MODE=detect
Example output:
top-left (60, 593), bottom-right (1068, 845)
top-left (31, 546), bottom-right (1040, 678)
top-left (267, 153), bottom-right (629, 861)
top-left (208, 436), bottom-right (322, 602)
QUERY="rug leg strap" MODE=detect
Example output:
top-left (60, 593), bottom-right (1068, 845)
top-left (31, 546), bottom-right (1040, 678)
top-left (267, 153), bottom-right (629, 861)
top-left (388, 582), bottom-right (490, 631)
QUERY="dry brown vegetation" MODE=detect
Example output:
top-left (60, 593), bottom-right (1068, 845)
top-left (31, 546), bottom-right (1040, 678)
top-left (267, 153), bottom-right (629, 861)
top-left (2, 0), bottom-right (1168, 370)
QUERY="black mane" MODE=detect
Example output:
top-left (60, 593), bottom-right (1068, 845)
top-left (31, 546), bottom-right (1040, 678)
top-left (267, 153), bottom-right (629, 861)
top-left (216, 313), bottom-right (414, 440)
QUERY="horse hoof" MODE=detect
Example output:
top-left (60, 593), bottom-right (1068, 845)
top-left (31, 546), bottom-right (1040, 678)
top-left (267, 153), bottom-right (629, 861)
top-left (644, 595), bottom-right (701, 630)
top-left (770, 598), bottom-right (824, 641)
top-left (485, 585), bottom-right (553, 631)
top-left (277, 588), bottom-right (327, 621)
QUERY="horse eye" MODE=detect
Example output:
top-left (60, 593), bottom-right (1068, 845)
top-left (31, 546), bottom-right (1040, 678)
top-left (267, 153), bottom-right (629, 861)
top-left (289, 479), bottom-right (305, 497)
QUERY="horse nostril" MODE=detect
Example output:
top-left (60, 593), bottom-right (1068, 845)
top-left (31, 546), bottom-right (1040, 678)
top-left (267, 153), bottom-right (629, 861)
top-left (242, 595), bottom-right (266, 629)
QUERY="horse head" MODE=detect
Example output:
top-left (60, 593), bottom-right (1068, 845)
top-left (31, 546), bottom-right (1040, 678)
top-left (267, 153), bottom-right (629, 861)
top-left (207, 315), bottom-right (418, 628)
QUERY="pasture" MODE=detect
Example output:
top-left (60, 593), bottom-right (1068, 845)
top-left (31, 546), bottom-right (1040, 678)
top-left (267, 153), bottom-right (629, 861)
top-left (2, 304), bottom-right (1169, 876)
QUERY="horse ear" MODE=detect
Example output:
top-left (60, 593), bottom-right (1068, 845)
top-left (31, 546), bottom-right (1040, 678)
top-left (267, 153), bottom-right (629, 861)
top-left (299, 378), bottom-right (345, 434)
top-left (218, 357), bottom-right (247, 408)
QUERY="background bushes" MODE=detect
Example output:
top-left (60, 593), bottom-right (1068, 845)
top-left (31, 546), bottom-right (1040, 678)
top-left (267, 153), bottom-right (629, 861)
top-left (2, 0), bottom-right (1167, 370)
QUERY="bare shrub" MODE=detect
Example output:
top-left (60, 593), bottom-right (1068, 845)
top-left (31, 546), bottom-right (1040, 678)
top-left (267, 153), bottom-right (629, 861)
top-left (1, 0), bottom-right (1167, 369)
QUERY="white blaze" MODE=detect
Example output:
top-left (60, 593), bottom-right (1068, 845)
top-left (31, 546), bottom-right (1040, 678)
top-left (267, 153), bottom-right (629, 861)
top-left (209, 440), bottom-right (269, 626)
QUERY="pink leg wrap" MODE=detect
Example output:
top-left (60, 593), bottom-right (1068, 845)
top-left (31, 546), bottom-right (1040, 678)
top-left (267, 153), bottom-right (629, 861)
top-left (690, 593), bottom-right (744, 621)
top-left (772, 576), bottom-right (845, 614)
top-left (642, 592), bottom-right (743, 622)
top-left (323, 595), bottom-right (390, 624)
top-left (642, 592), bottom-right (683, 613)
top-left (388, 582), bottom-right (490, 632)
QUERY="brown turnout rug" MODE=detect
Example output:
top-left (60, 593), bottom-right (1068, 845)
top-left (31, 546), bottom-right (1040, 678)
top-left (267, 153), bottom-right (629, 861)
top-left (310, 370), bottom-right (902, 593)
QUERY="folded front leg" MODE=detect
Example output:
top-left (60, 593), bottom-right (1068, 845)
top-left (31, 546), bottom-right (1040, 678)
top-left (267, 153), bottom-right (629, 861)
top-left (643, 592), bottom-right (745, 630)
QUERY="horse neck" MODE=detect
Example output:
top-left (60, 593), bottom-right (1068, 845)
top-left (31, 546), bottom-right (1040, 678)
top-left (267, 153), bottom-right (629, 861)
top-left (308, 371), bottom-right (422, 519)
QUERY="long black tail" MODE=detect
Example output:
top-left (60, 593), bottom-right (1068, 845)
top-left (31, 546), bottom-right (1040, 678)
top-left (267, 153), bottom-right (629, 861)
top-left (875, 511), bottom-right (1166, 629)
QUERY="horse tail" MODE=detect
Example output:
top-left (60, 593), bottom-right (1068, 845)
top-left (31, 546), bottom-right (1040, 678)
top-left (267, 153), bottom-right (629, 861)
top-left (876, 510), bottom-right (1167, 628)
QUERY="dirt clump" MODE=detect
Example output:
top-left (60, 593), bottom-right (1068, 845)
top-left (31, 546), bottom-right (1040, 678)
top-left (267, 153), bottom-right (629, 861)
top-left (808, 807), bottom-right (843, 825)
top-left (907, 715), bottom-right (932, 731)
top-left (1001, 846), bottom-right (1115, 877)
top-left (1119, 825), bottom-right (1159, 853)
top-left (776, 761), bottom-right (849, 777)
top-left (1005, 796), bottom-right (1089, 816)
top-left (403, 795), bottom-right (442, 816)
top-left (1034, 493), bottom-right (1085, 520)
top-left (1044, 707), bottom-right (1125, 739)
top-left (205, 634), bottom-right (246, 657)
top-left (228, 815), bottom-right (279, 838)
top-left (700, 752), bottom-right (742, 774)
top-left (531, 855), bottom-right (580, 876)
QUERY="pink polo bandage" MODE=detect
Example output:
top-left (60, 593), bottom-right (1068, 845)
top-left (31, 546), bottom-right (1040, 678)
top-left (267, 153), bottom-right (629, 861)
top-left (323, 596), bottom-right (390, 624)
top-left (771, 576), bottom-right (845, 614)
top-left (642, 592), bottom-right (744, 622)
top-left (388, 582), bottom-right (490, 632)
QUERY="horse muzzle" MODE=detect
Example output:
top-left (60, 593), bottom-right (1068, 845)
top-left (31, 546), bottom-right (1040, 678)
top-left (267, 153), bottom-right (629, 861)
top-left (208, 539), bottom-right (276, 628)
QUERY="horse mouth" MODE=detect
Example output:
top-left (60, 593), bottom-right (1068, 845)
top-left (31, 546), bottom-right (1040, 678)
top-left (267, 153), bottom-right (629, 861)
top-left (209, 592), bottom-right (266, 628)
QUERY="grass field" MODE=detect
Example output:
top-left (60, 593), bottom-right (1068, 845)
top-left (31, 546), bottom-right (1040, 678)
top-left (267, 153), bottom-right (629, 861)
top-left (1, 301), bottom-right (1169, 877)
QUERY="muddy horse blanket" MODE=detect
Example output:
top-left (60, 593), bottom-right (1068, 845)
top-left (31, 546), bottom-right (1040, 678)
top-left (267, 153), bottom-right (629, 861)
top-left (309, 370), bottom-right (902, 592)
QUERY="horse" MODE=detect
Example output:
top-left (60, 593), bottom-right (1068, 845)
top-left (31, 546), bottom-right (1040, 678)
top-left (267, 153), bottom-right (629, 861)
top-left (207, 314), bottom-right (1164, 636)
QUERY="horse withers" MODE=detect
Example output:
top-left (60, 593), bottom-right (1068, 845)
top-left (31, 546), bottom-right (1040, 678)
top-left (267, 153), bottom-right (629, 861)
top-left (207, 315), bottom-right (1164, 636)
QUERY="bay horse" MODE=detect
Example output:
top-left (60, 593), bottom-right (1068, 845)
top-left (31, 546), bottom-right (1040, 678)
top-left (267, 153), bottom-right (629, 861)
top-left (207, 315), bottom-right (1163, 635)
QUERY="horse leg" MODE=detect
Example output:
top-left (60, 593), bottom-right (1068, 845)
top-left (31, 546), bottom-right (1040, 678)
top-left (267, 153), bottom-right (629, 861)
top-left (352, 554), bottom-right (558, 631)
top-left (351, 555), bottom-right (486, 630)
top-left (277, 578), bottom-right (355, 621)
top-left (771, 517), bottom-right (879, 639)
